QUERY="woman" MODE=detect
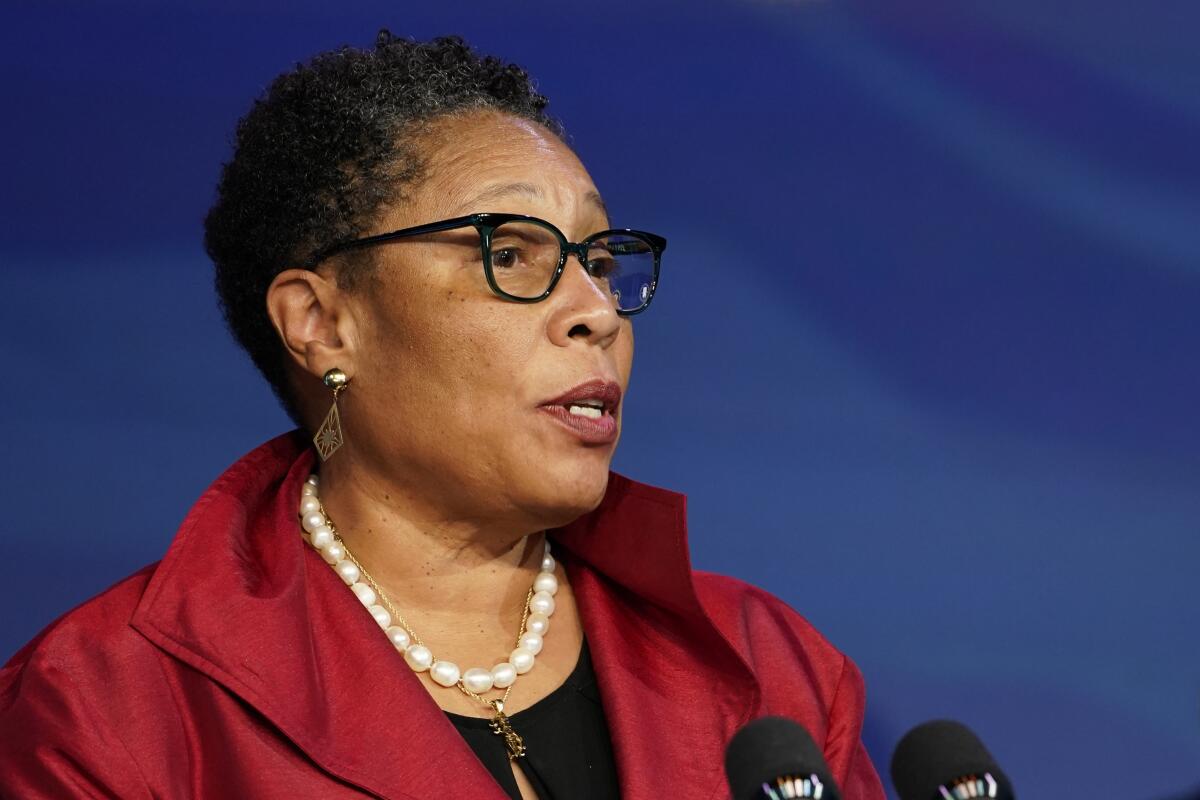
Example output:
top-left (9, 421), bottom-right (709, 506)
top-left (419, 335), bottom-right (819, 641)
top-left (0, 32), bottom-right (884, 799)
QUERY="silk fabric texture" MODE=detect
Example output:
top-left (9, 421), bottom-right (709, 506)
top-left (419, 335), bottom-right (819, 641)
top-left (0, 432), bottom-right (885, 799)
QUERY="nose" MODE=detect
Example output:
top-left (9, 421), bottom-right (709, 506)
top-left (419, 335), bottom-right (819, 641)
top-left (545, 253), bottom-right (622, 348)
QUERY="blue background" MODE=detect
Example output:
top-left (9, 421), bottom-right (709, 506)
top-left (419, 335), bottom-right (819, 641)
top-left (3, 1), bottom-right (1198, 796)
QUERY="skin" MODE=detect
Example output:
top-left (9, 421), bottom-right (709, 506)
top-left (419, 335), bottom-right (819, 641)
top-left (266, 110), bottom-right (633, 797)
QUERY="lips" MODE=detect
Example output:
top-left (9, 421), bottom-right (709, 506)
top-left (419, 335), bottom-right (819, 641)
top-left (541, 379), bottom-right (622, 414)
top-left (538, 379), bottom-right (622, 444)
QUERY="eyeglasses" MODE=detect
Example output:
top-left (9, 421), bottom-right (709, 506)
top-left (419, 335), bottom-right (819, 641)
top-left (304, 212), bottom-right (666, 316)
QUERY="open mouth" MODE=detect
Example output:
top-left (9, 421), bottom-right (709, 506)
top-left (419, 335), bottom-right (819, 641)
top-left (539, 379), bottom-right (622, 444)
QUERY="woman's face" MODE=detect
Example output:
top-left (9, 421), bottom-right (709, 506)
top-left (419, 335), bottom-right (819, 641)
top-left (336, 111), bottom-right (634, 530)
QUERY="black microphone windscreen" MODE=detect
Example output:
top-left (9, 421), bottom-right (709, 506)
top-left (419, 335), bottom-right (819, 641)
top-left (724, 716), bottom-right (841, 800)
top-left (890, 720), bottom-right (1014, 800)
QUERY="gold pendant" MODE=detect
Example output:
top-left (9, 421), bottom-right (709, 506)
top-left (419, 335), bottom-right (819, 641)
top-left (313, 400), bottom-right (343, 461)
top-left (488, 700), bottom-right (526, 760)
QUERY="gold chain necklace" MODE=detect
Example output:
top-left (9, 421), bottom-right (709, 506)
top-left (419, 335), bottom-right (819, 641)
top-left (339, 537), bottom-right (532, 758)
top-left (298, 474), bottom-right (560, 760)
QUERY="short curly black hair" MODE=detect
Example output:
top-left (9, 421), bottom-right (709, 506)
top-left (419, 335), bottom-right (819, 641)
top-left (204, 31), bottom-right (564, 424)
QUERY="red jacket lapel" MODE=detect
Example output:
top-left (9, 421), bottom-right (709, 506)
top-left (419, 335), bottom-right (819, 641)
top-left (131, 433), bottom-right (508, 800)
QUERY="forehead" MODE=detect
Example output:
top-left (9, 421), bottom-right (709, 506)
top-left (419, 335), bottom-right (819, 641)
top-left (403, 111), bottom-right (606, 224)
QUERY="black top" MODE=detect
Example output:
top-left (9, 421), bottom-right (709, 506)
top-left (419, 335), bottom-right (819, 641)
top-left (446, 639), bottom-right (621, 799)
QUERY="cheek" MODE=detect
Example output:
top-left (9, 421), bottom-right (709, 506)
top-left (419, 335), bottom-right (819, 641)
top-left (616, 321), bottom-right (635, 383)
top-left (364, 287), bottom-right (541, 422)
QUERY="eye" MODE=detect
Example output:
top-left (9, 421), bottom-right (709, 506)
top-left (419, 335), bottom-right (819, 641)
top-left (491, 247), bottom-right (521, 269)
top-left (585, 255), bottom-right (618, 279)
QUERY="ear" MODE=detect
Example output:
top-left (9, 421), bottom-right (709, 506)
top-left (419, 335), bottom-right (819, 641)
top-left (265, 269), bottom-right (358, 381)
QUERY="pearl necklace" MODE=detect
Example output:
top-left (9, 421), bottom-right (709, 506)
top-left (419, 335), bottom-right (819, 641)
top-left (297, 473), bottom-right (558, 759)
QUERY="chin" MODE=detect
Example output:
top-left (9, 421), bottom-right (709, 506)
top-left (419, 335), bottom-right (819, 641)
top-left (531, 460), bottom-right (612, 529)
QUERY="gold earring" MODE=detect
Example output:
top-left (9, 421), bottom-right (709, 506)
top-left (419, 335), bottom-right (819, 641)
top-left (314, 368), bottom-right (349, 462)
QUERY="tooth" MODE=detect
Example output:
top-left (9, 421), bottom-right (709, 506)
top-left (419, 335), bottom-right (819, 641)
top-left (568, 405), bottom-right (603, 420)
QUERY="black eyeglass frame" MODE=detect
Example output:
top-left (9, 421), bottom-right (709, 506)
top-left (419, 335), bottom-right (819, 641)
top-left (304, 212), bottom-right (666, 316)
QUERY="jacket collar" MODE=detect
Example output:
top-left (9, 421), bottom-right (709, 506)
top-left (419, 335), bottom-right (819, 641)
top-left (131, 432), bottom-right (758, 798)
top-left (556, 474), bottom-right (761, 795)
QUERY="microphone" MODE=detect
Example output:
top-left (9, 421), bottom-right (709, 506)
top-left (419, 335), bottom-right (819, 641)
top-left (724, 716), bottom-right (843, 800)
top-left (890, 720), bottom-right (1015, 800)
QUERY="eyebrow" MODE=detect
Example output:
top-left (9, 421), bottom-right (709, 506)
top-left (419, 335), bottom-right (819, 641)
top-left (460, 182), bottom-right (609, 219)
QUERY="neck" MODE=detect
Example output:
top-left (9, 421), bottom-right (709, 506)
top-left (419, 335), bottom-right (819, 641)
top-left (314, 452), bottom-right (545, 625)
top-left (303, 445), bottom-right (587, 719)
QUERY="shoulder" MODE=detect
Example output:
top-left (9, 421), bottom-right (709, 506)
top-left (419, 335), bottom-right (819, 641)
top-left (2, 562), bottom-right (159, 683)
top-left (691, 571), bottom-right (862, 732)
top-left (692, 572), bottom-right (885, 797)
top-left (692, 571), bottom-right (849, 690)
top-left (0, 564), bottom-right (166, 797)
top-left (692, 570), bottom-right (832, 644)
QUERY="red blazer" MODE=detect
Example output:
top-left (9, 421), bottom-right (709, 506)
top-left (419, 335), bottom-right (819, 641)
top-left (0, 433), bottom-right (884, 799)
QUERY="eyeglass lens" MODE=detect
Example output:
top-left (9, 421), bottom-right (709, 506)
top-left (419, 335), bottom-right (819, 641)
top-left (487, 220), bottom-right (655, 312)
